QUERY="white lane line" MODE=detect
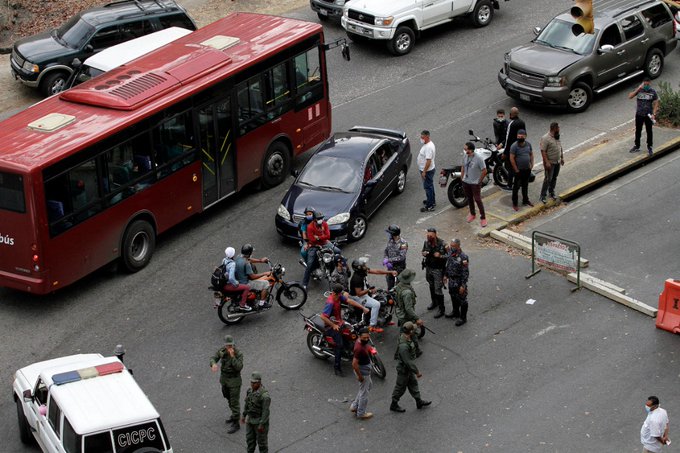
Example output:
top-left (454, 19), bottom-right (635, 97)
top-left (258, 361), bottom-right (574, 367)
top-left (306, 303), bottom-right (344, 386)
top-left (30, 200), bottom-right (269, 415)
top-left (416, 205), bottom-right (452, 224)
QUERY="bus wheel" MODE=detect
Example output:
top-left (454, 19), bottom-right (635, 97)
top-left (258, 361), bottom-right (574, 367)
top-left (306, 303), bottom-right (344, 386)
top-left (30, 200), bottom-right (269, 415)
top-left (121, 220), bottom-right (156, 273)
top-left (261, 142), bottom-right (291, 188)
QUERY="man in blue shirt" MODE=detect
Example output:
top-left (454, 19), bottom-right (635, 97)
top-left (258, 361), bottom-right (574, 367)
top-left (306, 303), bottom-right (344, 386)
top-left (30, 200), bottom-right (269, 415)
top-left (234, 244), bottom-right (271, 308)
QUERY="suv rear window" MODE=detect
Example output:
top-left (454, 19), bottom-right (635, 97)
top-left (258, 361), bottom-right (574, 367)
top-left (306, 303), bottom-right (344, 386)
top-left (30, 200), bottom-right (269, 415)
top-left (641, 4), bottom-right (672, 28)
top-left (0, 171), bottom-right (25, 213)
top-left (112, 420), bottom-right (166, 452)
top-left (621, 15), bottom-right (645, 41)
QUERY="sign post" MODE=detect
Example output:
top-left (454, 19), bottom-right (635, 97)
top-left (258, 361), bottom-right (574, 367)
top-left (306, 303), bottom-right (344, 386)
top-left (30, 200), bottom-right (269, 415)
top-left (526, 231), bottom-right (581, 291)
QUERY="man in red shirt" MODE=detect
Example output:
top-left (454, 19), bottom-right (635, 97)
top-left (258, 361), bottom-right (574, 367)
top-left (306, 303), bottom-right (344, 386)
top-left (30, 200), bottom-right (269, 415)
top-left (302, 211), bottom-right (332, 288)
top-left (350, 327), bottom-right (374, 419)
top-left (320, 284), bottom-right (368, 377)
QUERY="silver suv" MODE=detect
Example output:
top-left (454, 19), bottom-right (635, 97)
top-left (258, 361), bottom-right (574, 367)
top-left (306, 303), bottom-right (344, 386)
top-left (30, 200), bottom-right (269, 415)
top-left (498, 0), bottom-right (677, 113)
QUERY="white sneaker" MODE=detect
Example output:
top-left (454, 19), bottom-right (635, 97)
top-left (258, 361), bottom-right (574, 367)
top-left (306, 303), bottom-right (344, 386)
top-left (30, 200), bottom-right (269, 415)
top-left (258, 300), bottom-right (266, 307)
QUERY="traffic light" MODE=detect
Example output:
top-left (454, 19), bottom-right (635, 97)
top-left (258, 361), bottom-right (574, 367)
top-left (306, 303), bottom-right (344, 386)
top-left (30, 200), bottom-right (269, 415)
top-left (571, 0), bottom-right (594, 35)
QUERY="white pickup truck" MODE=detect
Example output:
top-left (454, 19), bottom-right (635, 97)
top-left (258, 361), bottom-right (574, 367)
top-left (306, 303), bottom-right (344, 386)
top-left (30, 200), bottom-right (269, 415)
top-left (341, 0), bottom-right (507, 55)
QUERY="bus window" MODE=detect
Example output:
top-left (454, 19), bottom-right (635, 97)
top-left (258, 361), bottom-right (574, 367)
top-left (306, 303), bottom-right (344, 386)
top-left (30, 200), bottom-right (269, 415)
top-left (105, 133), bottom-right (153, 205)
top-left (83, 431), bottom-right (114, 453)
top-left (237, 76), bottom-right (266, 134)
top-left (0, 171), bottom-right (25, 213)
top-left (153, 111), bottom-right (196, 178)
top-left (62, 417), bottom-right (82, 453)
top-left (294, 47), bottom-right (323, 108)
top-left (264, 62), bottom-right (292, 120)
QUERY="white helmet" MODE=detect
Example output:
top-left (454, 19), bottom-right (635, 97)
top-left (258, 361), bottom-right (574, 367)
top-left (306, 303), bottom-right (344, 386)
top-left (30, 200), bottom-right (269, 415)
top-left (224, 247), bottom-right (236, 259)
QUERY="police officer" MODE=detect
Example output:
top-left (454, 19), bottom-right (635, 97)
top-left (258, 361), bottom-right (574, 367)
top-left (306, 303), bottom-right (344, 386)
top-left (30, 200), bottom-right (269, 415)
top-left (390, 322), bottom-right (432, 413)
top-left (443, 238), bottom-right (470, 326)
top-left (421, 227), bottom-right (447, 318)
top-left (383, 224), bottom-right (408, 290)
top-left (394, 269), bottom-right (423, 357)
top-left (241, 372), bottom-right (271, 453)
top-left (210, 335), bottom-right (244, 434)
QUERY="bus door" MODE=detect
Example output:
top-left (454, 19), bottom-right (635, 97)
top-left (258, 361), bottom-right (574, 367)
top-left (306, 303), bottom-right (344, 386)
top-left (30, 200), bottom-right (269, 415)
top-left (198, 97), bottom-right (236, 207)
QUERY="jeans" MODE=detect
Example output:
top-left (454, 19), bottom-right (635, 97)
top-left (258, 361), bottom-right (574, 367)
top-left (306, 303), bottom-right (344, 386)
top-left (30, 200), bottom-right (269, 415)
top-left (351, 364), bottom-right (372, 416)
top-left (540, 163), bottom-right (561, 198)
top-left (512, 168), bottom-right (531, 206)
top-left (224, 283), bottom-right (250, 307)
top-left (422, 169), bottom-right (435, 208)
top-left (634, 114), bottom-right (653, 148)
top-left (326, 327), bottom-right (343, 370)
top-left (357, 294), bottom-right (381, 326)
top-left (462, 182), bottom-right (485, 219)
top-left (302, 247), bottom-right (319, 287)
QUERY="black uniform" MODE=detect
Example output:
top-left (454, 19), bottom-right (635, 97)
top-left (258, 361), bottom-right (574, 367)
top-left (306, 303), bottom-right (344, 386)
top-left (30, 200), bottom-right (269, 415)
top-left (444, 249), bottom-right (470, 323)
top-left (422, 238), bottom-right (447, 315)
top-left (504, 117), bottom-right (526, 187)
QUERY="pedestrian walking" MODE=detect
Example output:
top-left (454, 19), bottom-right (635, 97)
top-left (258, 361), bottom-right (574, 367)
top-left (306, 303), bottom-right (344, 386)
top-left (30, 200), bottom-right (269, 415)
top-left (503, 107), bottom-right (526, 188)
top-left (443, 239), bottom-right (469, 326)
top-left (421, 227), bottom-right (447, 318)
top-left (539, 122), bottom-right (564, 204)
top-left (493, 108), bottom-right (508, 148)
top-left (383, 224), bottom-right (408, 290)
top-left (641, 395), bottom-right (670, 453)
top-left (461, 141), bottom-right (488, 228)
top-left (241, 372), bottom-right (271, 453)
top-left (509, 129), bottom-right (534, 210)
top-left (389, 322), bottom-right (431, 413)
top-left (394, 268), bottom-right (424, 357)
top-left (350, 327), bottom-right (374, 420)
top-left (628, 77), bottom-right (659, 155)
top-left (210, 335), bottom-right (244, 434)
top-left (418, 130), bottom-right (436, 212)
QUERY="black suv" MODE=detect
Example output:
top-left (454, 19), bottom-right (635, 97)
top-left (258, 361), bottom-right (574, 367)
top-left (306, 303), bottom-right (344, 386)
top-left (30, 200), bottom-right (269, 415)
top-left (11, 0), bottom-right (196, 97)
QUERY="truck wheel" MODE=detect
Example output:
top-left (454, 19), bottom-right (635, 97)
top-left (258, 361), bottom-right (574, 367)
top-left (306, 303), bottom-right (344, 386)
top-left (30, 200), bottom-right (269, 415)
top-left (471, 0), bottom-right (494, 27)
top-left (644, 49), bottom-right (664, 79)
top-left (261, 141), bottom-right (290, 188)
top-left (121, 220), bottom-right (155, 272)
top-left (40, 71), bottom-right (69, 97)
top-left (566, 82), bottom-right (592, 113)
top-left (16, 399), bottom-right (32, 444)
top-left (388, 26), bottom-right (415, 56)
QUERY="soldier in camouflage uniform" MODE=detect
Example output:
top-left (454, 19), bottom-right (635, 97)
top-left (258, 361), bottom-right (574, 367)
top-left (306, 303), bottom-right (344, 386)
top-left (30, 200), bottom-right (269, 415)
top-left (383, 224), bottom-right (408, 290)
top-left (421, 227), bottom-right (448, 318)
top-left (443, 238), bottom-right (470, 326)
top-left (389, 322), bottom-right (431, 413)
top-left (241, 372), bottom-right (271, 453)
top-left (394, 269), bottom-right (423, 357)
top-left (210, 334), bottom-right (244, 434)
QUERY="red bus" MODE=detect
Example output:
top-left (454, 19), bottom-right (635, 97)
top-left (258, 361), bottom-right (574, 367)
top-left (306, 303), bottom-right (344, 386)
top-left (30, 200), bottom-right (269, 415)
top-left (0, 13), bottom-right (332, 294)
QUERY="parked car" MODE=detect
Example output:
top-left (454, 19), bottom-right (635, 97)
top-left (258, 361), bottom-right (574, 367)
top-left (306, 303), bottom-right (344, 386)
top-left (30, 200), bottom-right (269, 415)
top-left (310, 0), bottom-right (349, 22)
top-left (275, 127), bottom-right (411, 242)
top-left (65, 26), bottom-right (193, 91)
top-left (11, 0), bottom-right (196, 97)
top-left (498, 0), bottom-right (677, 113)
top-left (13, 353), bottom-right (172, 452)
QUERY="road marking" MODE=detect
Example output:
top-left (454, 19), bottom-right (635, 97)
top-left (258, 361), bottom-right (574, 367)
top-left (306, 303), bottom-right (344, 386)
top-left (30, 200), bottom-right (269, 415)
top-left (532, 323), bottom-right (570, 339)
top-left (416, 205), bottom-right (452, 224)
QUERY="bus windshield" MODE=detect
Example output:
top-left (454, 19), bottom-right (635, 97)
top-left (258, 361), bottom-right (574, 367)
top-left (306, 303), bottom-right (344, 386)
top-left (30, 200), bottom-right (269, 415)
top-left (0, 171), bottom-right (25, 213)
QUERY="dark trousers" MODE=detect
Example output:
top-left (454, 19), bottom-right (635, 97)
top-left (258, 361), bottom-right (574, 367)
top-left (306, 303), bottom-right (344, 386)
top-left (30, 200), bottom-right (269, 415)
top-left (634, 114), bottom-right (653, 148)
top-left (448, 286), bottom-right (468, 321)
top-left (326, 328), bottom-right (343, 370)
top-left (504, 157), bottom-right (515, 187)
top-left (246, 422), bottom-right (268, 453)
top-left (392, 371), bottom-right (421, 403)
top-left (462, 182), bottom-right (485, 219)
top-left (386, 265), bottom-right (405, 290)
top-left (221, 382), bottom-right (241, 421)
top-left (425, 267), bottom-right (445, 312)
top-left (302, 247), bottom-right (319, 287)
top-left (512, 168), bottom-right (531, 206)
top-left (423, 169), bottom-right (435, 208)
top-left (540, 163), bottom-right (561, 198)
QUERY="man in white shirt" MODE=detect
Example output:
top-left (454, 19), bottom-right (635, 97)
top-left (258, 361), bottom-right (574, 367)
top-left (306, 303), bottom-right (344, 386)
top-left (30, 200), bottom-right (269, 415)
top-left (418, 130), bottom-right (436, 212)
top-left (641, 395), bottom-right (670, 453)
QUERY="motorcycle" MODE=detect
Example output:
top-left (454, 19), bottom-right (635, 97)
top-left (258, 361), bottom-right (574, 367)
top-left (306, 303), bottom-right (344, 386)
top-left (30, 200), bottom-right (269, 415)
top-left (298, 240), bottom-right (342, 291)
top-left (212, 262), bottom-right (307, 325)
top-left (301, 312), bottom-right (387, 379)
top-left (349, 288), bottom-right (427, 338)
top-left (439, 129), bottom-right (510, 208)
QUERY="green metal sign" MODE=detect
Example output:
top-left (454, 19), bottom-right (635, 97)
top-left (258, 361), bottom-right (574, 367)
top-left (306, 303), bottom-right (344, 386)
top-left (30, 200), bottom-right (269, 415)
top-left (526, 231), bottom-right (581, 291)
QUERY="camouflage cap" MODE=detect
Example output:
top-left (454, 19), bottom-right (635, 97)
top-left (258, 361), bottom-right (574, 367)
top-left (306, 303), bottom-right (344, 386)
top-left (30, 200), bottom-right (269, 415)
top-left (224, 335), bottom-right (235, 345)
top-left (397, 269), bottom-right (416, 284)
top-left (402, 321), bottom-right (415, 332)
top-left (250, 372), bottom-right (262, 382)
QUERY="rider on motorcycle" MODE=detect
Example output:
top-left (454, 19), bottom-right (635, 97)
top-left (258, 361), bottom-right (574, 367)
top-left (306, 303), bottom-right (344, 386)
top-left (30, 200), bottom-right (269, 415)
top-left (350, 257), bottom-right (397, 333)
top-left (302, 211), bottom-right (331, 288)
top-left (320, 283), bottom-right (369, 377)
top-left (298, 206), bottom-right (315, 262)
top-left (330, 256), bottom-right (351, 292)
top-left (222, 246), bottom-right (251, 311)
top-left (234, 244), bottom-right (272, 308)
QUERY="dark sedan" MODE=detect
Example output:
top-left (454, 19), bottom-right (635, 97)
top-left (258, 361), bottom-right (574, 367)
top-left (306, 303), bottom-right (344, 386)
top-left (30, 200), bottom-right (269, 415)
top-left (275, 126), bottom-right (411, 242)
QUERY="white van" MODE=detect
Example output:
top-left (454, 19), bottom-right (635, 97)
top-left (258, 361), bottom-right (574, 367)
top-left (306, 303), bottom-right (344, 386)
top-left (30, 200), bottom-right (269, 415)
top-left (66, 26), bottom-right (192, 89)
top-left (13, 354), bottom-right (172, 452)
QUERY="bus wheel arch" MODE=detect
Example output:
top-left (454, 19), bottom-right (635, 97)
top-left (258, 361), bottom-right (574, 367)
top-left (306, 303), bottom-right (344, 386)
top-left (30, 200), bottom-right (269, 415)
top-left (261, 139), bottom-right (292, 189)
top-left (120, 215), bottom-right (157, 273)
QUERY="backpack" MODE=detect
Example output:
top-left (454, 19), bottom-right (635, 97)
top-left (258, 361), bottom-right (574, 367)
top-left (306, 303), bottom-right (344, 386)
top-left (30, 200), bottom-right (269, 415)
top-left (211, 263), bottom-right (227, 290)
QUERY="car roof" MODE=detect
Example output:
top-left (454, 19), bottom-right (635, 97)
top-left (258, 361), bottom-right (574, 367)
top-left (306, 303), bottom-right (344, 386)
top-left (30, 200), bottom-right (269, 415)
top-left (30, 354), bottom-right (159, 434)
top-left (83, 26), bottom-right (192, 72)
top-left (79, 0), bottom-right (185, 27)
top-left (316, 132), bottom-right (386, 162)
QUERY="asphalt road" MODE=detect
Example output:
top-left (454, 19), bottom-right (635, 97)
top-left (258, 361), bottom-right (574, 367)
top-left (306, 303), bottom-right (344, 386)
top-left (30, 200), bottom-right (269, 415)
top-left (2, 1), bottom-right (679, 452)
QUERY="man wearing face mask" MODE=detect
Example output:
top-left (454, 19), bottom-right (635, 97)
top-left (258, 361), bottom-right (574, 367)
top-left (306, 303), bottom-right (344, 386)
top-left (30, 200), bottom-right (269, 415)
top-left (628, 77), bottom-right (659, 155)
top-left (350, 327), bottom-right (374, 420)
top-left (383, 224), bottom-right (408, 290)
top-left (640, 395), bottom-right (670, 453)
top-left (503, 107), bottom-right (526, 190)
top-left (418, 130), bottom-right (436, 212)
top-left (509, 129), bottom-right (534, 211)
top-left (461, 141), bottom-right (488, 228)
top-left (302, 211), bottom-right (331, 288)
top-left (493, 109), bottom-right (508, 148)
top-left (421, 227), bottom-right (447, 318)
top-left (539, 122), bottom-right (564, 204)
top-left (298, 206), bottom-right (315, 262)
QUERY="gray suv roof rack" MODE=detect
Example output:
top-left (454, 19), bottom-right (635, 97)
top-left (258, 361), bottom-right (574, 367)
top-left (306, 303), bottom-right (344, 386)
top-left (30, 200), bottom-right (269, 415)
top-left (104, 0), bottom-right (167, 11)
top-left (612, 0), bottom-right (657, 18)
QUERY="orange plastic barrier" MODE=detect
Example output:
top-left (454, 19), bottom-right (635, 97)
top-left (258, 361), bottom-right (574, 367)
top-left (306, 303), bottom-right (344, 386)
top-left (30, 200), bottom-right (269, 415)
top-left (656, 279), bottom-right (680, 334)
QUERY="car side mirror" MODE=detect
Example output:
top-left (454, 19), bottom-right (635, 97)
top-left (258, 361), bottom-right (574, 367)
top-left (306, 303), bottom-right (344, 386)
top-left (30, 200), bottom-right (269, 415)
top-left (291, 169), bottom-right (300, 178)
top-left (85, 44), bottom-right (93, 53)
top-left (533, 27), bottom-right (541, 36)
top-left (468, 129), bottom-right (474, 136)
top-left (598, 44), bottom-right (614, 54)
top-left (366, 179), bottom-right (377, 189)
top-left (22, 389), bottom-right (33, 401)
top-left (71, 58), bottom-right (82, 69)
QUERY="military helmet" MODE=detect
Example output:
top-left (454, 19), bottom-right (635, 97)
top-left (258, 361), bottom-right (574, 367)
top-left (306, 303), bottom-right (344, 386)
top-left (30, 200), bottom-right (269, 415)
top-left (224, 335), bottom-right (234, 345)
top-left (386, 224), bottom-right (401, 236)
top-left (250, 372), bottom-right (262, 382)
top-left (241, 244), bottom-right (253, 256)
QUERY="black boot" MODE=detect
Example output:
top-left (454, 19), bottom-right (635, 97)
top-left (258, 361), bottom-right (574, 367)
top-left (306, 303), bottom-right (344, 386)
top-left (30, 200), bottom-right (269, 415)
top-left (455, 300), bottom-right (468, 326)
top-left (390, 401), bottom-right (406, 412)
top-left (433, 295), bottom-right (445, 318)
top-left (416, 399), bottom-right (432, 409)
top-left (227, 420), bottom-right (240, 434)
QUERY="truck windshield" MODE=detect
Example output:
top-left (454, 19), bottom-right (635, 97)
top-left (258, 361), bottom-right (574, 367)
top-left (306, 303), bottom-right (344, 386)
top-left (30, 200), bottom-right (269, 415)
top-left (535, 19), bottom-right (597, 55)
top-left (56, 16), bottom-right (95, 49)
top-left (0, 171), bottom-right (25, 213)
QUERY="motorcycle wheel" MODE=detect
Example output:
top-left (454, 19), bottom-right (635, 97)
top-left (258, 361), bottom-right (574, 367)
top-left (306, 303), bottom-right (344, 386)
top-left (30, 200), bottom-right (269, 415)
top-left (448, 180), bottom-right (468, 208)
top-left (493, 164), bottom-right (511, 189)
top-left (306, 331), bottom-right (328, 360)
top-left (370, 354), bottom-right (387, 379)
top-left (217, 303), bottom-right (245, 325)
top-left (418, 325), bottom-right (426, 339)
top-left (276, 283), bottom-right (308, 310)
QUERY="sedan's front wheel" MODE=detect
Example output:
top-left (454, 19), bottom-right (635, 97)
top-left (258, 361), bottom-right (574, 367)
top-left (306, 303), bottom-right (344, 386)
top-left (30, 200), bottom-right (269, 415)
top-left (348, 215), bottom-right (367, 241)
